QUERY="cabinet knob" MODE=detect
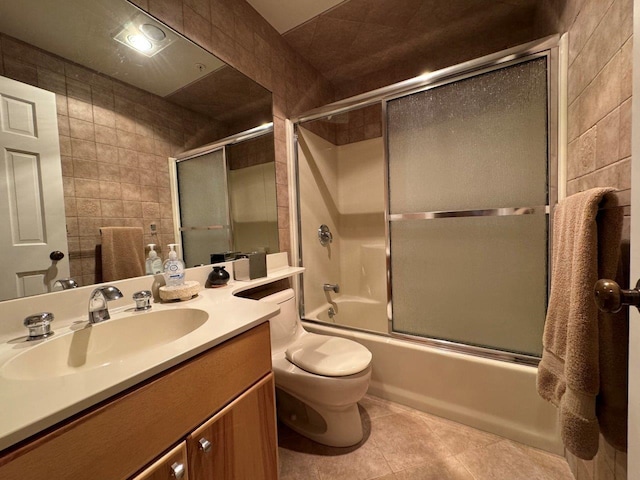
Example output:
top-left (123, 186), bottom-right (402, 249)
top-left (170, 462), bottom-right (185, 479)
top-left (198, 437), bottom-right (212, 453)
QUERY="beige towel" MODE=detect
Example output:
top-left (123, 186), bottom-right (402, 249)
top-left (100, 227), bottom-right (145, 282)
top-left (537, 188), bottom-right (625, 460)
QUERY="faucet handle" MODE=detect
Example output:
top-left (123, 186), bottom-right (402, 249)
top-left (133, 290), bottom-right (152, 311)
top-left (24, 312), bottom-right (54, 341)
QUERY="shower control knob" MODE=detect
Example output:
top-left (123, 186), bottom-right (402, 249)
top-left (594, 279), bottom-right (640, 313)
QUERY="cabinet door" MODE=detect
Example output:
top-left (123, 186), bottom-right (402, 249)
top-left (187, 374), bottom-right (277, 480)
top-left (132, 442), bottom-right (189, 480)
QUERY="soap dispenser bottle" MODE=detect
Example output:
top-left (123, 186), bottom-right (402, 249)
top-left (145, 244), bottom-right (163, 275)
top-left (163, 244), bottom-right (185, 287)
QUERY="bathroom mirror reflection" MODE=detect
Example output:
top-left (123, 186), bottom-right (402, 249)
top-left (174, 129), bottom-right (278, 268)
top-left (0, 0), bottom-right (274, 301)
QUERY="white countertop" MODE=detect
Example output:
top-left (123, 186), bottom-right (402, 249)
top-left (0, 262), bottom-right (303, 452)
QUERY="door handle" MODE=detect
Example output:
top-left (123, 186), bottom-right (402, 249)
top-left (594, 279), bottom-right (640, 313)
top-left (49, 251), bottom-right (65, 261)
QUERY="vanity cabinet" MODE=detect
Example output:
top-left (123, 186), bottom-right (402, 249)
top-left (187, 374), bottom-right (277, 479)
top-left (132, 442), bottom-right (190, 480)
top-left (0, 322), bottom-right (277, 480)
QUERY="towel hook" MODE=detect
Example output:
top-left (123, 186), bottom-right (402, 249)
top-left (594, 279), bottom-right (640, 313)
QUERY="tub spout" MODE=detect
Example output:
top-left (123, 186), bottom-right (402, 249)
top-left (323, 283), bottom-right (340, 293)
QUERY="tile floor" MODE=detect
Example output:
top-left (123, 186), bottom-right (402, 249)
top-left (278, 395), bottom-right (574, 480)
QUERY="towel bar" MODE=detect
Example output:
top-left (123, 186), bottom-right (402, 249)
top-left (594, 278), bottom-right (640, 313)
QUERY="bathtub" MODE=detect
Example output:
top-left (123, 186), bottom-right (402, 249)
top-left (310, 296), bottom-right (387, 332)
top-left (303, 306), bottom-right (562, 455)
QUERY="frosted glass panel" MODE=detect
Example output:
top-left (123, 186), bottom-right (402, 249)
top-left (181, 229), bottom-right (230, 267)
top-left (177, 149), bottom-right (231, 267)
top-left (387, 57), bottom-right (548, 213)
top-left (390, 213), bottom-right (547, 356)
top-left (177, 149), bottom-right (228, 228)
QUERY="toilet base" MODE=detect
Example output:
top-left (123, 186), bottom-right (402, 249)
top-left (276, 387), bottom-right (364, 447)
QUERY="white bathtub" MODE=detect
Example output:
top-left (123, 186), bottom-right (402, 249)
top-left (310, 296), bottom-right (387, 332)
top-left (302, 312), bottom-right (562, 454)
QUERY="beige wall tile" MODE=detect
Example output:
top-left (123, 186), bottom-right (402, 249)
top-left (71, 138), bottom-right (97, 160)
top-left (74, 178), bottom-right (100, 198)
top-left (595, 108), bottom-right (620, 169)
top-left (76, 198), bottom-right (101, 217)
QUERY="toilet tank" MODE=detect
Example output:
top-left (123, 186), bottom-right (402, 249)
top-left (259, 288), bottom-right (301, 353)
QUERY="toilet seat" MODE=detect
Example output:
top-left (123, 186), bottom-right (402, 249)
top-left (285, 335), bottom-right (372, 377)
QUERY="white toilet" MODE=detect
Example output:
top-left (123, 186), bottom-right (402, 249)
top-left (260, 288), bottom-right (372, 447)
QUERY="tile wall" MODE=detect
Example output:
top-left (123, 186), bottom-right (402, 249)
top-left (0, 33), bottom-right (229, 286)
top-left (538, 0), bottom-right (632, 479)
top-left (227, 132), bottom-right (275, 170)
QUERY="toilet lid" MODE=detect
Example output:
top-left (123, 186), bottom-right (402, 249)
top-left (285, 335), bottom-right (372, 377)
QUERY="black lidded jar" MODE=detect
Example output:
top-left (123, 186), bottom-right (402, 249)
top-left (206, 266), bottom-right (230, 288)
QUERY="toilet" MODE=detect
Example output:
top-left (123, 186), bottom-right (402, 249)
top-left (260, 288), bottom-right (372, 447)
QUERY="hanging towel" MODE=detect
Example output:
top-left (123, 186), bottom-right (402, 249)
top-left (537, 188), bottom-right (625, 460)
top-left (100, 227), bottom-right (145, 282)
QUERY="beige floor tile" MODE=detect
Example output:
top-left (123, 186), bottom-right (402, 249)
top-left (359, 395), bottom-right (417, 420)
top-left (394, 456), bottom-right (475, 480)
top-left (313, 439), bottom-right (393, 480)
top-left (419, 413), bottom-right (502, 456)
top-left (278, 445), bottom-right (321, 480)
top-left (278, 419), bottom-right (391, 480)
top-left (370, 412), bottom-right (453, 472)
top-left (512, 442), bottom-right (575, 480)
top-left (456, 439), bottom-right (551, 480)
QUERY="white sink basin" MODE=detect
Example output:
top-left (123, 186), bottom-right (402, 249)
top-left (2, 308), bottom-right (208, 381)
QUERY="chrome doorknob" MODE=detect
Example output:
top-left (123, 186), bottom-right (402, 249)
top-left (594, 279), bottom-right (640, 313)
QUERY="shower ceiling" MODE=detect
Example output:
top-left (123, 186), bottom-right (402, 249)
top-left (249, 0), bottom-right (548, 97)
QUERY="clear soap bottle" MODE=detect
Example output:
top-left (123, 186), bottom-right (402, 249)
top-left (145, 244), bottom-right (163, 275)
top-left (163, 244), bottom-right (185, 287)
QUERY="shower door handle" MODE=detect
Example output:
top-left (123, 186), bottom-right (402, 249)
top-left (594, 279), bottom-right (640, 313)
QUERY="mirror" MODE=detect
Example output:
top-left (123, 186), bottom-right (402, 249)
top-left (175, 129), bottom-right (278, 268)
top-left (0, 0), bottom-right (274, 301)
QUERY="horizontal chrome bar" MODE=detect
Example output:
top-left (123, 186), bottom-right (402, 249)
top-left (388, 205), bottom-right (550, 221)
top-left (390, 330), bottom-right (541, 366)
top-left (179, 225), bottom-right (227, 231)
top-left (174, 122), bottom-right (273, 162)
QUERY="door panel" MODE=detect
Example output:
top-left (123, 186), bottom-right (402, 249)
top-left (187, 374), bottom-right (277, 480)
top-left (0, 75), bottom-right (69, 300)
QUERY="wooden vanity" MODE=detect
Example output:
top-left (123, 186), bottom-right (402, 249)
top-left (0, 322), bottom-right (277, 480)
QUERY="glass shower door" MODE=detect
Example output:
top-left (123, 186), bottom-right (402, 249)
top-left (176, 148), bottom-right (231, 267)
top-left (386, 56), bottom-right (550, 357)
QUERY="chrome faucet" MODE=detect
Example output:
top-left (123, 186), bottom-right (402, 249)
top-left (53, 278), bottom-right (78, 290)
top-left (323, 283), bottom-right (340, 293)
top-left (88, 286), bottom-right (123, 323)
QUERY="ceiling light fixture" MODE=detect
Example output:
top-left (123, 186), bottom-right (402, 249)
top-left (113, 15), bottom-right (174, 58)
top-left (126, 34), bottom-right (153, 52)
top-left (140, 24), bottom-right (166, 42)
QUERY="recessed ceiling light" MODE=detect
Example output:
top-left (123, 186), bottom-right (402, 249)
top-left (140, 24), bottom-right (166, 42)
top-left (126, 34), bottom-right (153, 52)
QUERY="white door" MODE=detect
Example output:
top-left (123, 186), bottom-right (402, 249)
top-left (0, 76), bottom-right (69, 301)
top-left (629, 2), bottom-right (640, 477)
